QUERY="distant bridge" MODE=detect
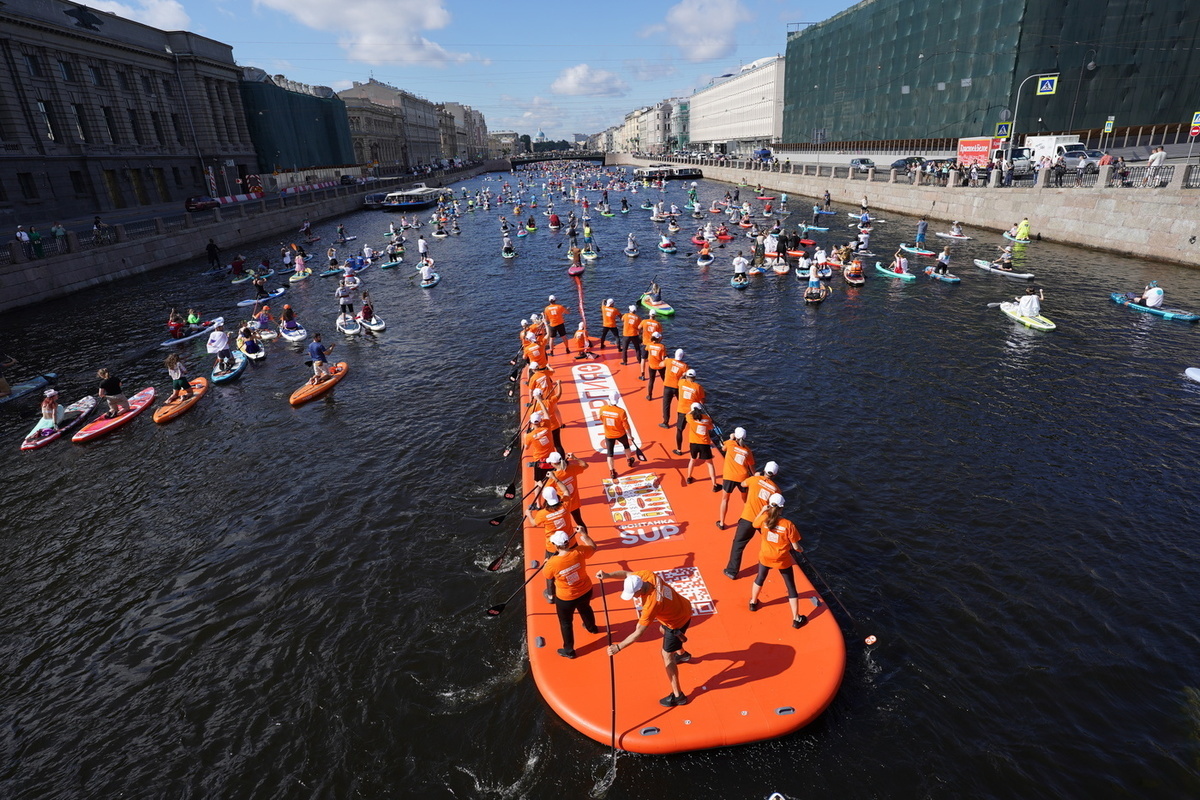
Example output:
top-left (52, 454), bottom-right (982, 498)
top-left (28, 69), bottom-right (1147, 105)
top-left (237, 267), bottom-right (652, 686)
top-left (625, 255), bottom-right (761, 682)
top-left (509, 152), bottom-right (607, 167)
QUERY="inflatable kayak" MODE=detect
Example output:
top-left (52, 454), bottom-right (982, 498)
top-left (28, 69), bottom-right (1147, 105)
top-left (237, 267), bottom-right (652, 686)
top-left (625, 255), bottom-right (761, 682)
top-left (0, 373), bottom-right (58, 406)
top-left (875, 261), bottom-right (916, 281)
top-left (289, 268), bottom-right (312, 282)
top-left (211, 350), bottom-right (247, 384)
top-left (640, 294), bottom-right (675, 316)
top-left (20, 395), bottom-right (97, 450)
top-left (239, 334), bottom-right (266, 360)
top-left (731, 276), bottom-right (749, 289)
top-left (935, 232), bottom-right (972, 240)
top-left (289, 362), bottom-right (349, 407)
top-left (357, 314), bottom-right (386, 332)
top-left (1001, 301), bottom-right (1056, 331)
top-left (152, 378), bottom-right (209, 424)
top-left (899, 244), bottom-right (936, 256)
top-left (237, 287), bottom-right (286, 307)
top-left (1109, 292), bottom-right (1200, 322)
top-left (72, 387), bottom-right (155, 442)
top-left (973, 259), bottom-right (1035, 280)
top-left (923, 266), bottom-right (961, 283)
top-left (160, 318), bottom-right (221, 348)
top-left (279, 323), bottom-right (308, 342)
top-left (691, 236), bottom-right (708, 246)
top-left (1003, 232), bottom-right (1031, 243)
top-left (716, 233), bottom-right (735, 241)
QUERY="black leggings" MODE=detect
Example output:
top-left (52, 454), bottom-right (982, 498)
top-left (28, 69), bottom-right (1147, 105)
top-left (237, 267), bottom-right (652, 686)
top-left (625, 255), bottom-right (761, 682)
top-left (755, 564), bottom-right (798, 597)
top-left (662, 386), bottom-right (678, 425)
top-left (620, 336), bottom-right (642, 363)
top-left (726, 518), bottom-right (757, 574)
top-left (555, 589), bottom-right (597, 653)
top-left (646, 367), bottom-right (664, 397)
top-left (599, 326), bottom-right (618, 346)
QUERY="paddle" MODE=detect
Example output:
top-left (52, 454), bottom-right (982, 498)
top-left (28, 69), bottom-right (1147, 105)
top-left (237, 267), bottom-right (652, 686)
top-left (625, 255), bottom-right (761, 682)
top-left (488, 481), bottom-right (541, 529)
top-left (591, 576), bottom-right (619, 796)
top-left (986, 302), bottom-right (1003, 308)
top-left (484, 561), bottom-right (545, 617)
top-left (798, 551), bottom-right (877, 645)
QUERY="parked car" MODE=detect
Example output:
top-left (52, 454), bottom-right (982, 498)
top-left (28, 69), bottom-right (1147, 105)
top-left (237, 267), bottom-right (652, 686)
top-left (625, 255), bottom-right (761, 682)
top-left (185, 195), bottom-right (220, 212)
top-left (1061, 149), bottom-right (1104, 173)
top-left (890, 156), bottom-right (926, 170)
top-left (850, 158), bottom-right (876, 173)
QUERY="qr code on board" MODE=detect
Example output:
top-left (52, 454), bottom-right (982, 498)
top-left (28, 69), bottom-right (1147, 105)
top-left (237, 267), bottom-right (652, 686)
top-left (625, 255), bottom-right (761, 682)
top-left (632, 566), bottom-right (716, 617)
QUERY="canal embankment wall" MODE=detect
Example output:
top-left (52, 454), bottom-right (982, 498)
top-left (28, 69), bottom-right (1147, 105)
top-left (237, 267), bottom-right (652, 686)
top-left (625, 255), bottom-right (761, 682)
top-left (0, 164), bottom-right (497, 314)
top-left (608, 155), bottom-right (1200, 268)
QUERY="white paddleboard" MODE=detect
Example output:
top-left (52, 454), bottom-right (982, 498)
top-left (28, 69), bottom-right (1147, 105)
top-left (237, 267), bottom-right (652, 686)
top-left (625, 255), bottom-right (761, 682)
top-left (1186, 368), bottom-right (1200, 384)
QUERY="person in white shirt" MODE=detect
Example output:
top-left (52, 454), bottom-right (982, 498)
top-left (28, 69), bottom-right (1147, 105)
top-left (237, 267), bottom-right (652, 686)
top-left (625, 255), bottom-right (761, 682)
top-left (206, 322), bottom-right (234, 372)
top-left (1135, 281), bottom-right (1164, 308)
top-left (731, 251), bottom-right (749, 285)
top-left (1017, 287), bottom-right (1044, 318)
top-left (1145, 147), bottom-right (1167, 187)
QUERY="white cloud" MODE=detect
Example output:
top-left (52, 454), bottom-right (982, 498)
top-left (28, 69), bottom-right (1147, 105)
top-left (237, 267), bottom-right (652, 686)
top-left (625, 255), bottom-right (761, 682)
top-left (624, 59), bottom-right (677, 82)
top-left (643, 0), bottom-right (753, 62)
top-left (89, 0), bottom-right (191, 29)
top-left (550, 64), bottom-right (629, 97)
top-left (253, 0), bottom-right (474, 66)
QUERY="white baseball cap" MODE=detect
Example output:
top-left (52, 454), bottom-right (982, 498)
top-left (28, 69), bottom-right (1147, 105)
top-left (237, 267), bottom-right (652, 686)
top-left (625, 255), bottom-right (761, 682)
top-left (542, 486), bottom-right (560, 504)
top-left (769, 493), bottom-right (785, 507)
top-left (620, 574), bottom-right (645, 601)
top-left (675, 349), bottom-right (684, 359)
top-left (546, 452), bottom-right (563, 464)
top-left (628, 305), bottom-right (637, 312)
top-left (764, 460), bottom-right (779, 475)
top-left (683, 368), bottom-right (696, 378)
top-left (530, 411), bottom-right (545, 424)
top-left (548, 295), bottom-right (556, 302)
top-left (733, 427), bottom-right (746, 440)
top-left (549, 530), bottom-right (570, 548)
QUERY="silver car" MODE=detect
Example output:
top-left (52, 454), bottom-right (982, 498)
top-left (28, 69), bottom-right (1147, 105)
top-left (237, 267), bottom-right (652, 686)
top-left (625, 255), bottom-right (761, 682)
top-left (849, 158), bottom-right (876, 173)
top-left (1062, 149), bottom-right (1104, 173)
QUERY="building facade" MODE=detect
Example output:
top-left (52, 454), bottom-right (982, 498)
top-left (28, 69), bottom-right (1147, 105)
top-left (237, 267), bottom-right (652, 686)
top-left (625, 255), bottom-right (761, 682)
top-left (0, 0), bottom-right (256, 224)
top-left (337, 79), bottom-right (443, 168)
top-left (782, 0), bottom-right (1200, 145)
top-left (668, 98), bottom-right (690, 151)
top-left (488, 130), bottom-right (520, 158)
top-left (239, 68), bottom-right (354, 177)
top-left (689, 56), bottom-right (784, 154)
top-left (442, 101), bottom-right (488, 160)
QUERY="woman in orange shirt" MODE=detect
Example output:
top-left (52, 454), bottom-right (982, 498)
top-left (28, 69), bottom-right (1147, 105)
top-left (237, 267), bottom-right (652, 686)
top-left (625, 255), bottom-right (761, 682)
top-left (598, 298), bottom-right (619, 349)
top-left (530, 387), bottom-right (564, 457)
top-left (683, 403), bottom-right (721, 489)
top-left (716, 427), bottom-right (755, 529)
top-left (643, 332), bottom-right (666, 398)
top-left (571, 322), bottom-right (592, 360)
top-left (660, 348), bottom-right (687, 428)
top-left (523, 411), bottom-right (556, 481)
top-left (749, 493), bottom-right (807, 628)
top-left (542, 451), bottom-right (589, 532)
top-left (673, 369), bottom-right (705, 454)
top-left (541, 528), bottom-right (600, 658)
top-left (598, 391), bottom-right (634, 480)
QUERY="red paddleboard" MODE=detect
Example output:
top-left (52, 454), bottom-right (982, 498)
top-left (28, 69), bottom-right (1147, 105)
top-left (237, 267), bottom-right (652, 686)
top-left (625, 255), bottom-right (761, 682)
top-left (289, 362), bottom-right (349, 406)
top-left (517, 347), bottom-right (845, 755)
top-left (72, 387), bottom-right (155, 442)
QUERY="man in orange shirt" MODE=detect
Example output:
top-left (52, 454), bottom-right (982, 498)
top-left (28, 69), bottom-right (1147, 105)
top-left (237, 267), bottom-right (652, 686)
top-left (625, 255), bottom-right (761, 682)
top-left (682, 403), bottom-right (721, 489)
top-left (542, 528), bottom-right (600, 658)
top-left (523, 331), bottom-right (548, 372)
top-left (526, 485), bottom-right (575, 557)
top-left (724, 460), bottom-right (780, 579)
top-left (524, 411), bottom-right (556, 481)
top-left (543, 294), bottom-right (570, 354)
top-left (526, 362), bottom-right (559, 404)
top-left (717, 427), bottom-right (755, 530)
top-left (637, 314), bottom-right (662, 380)
top-left (673, 368), bottom-right (705, 454)
top-left (643, 332), bottom-right (666, 398)
top-left (619, 305), bottom-right (642, 366)
top-left (571, 322), bottom-right (593, 360)
top-left (542, 451), bottom-right (588, 532)
top-left (598, 298), bottom-right (619, 349)
top-left (530, 387), bottom-right (564, 457)
top-left (749, 493), bottom-right (807, 628)
top-left (598, 391), bottom-right (635, 480)
top-left (597, 568), bottom-right (694, 707)
top-left (660, 348), bottom-right (687, 428)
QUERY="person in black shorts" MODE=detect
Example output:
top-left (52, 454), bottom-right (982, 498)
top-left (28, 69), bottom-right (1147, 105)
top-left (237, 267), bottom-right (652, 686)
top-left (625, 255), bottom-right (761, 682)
top-left (598, 298), bottom-right (619, 349)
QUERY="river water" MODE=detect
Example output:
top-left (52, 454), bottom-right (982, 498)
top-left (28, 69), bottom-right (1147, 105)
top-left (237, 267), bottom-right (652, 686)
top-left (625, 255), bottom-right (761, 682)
top-left (2, 169), bottom-right (1200, 799)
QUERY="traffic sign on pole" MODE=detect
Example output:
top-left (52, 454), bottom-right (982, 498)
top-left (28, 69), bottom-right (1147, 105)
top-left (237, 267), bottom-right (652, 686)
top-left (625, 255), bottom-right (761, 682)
top-left (995, 122), bottom-right (1011, 139)
top-left (1191, 111), bottom-right (1200, 126)
top-left (1036, 77), bottom-right (1058, 95)
top-left (1191, 125), bottom-right (1200, 138)
top-left (1104, 120), bottom-right (1113, 133)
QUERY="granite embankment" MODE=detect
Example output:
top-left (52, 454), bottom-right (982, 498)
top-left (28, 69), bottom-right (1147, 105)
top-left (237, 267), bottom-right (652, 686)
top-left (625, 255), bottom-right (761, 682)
top-left (609, 155), bottom-right (1200, 268)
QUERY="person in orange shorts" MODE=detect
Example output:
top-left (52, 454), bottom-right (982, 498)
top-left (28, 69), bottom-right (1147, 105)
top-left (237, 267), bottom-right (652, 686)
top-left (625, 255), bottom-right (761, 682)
top-left (542, 528), bottom-right (600, 658)
top-left (643, 332), bottom-right (666, 399)
top-left (597, 569), bottom-right (694, 707)
top-left (543, 294), bottom-right (570, 354)
top-left (660, 348), bottom-right (687, 427)
top-left (598, 391), bottom-right (635, 480)
top-left (724, 460), bottom-right (780, 579)
top-left (748, 493), bottom-right (808, 628)
top-left (683, 403), bottom-right (720, 489)
top-left (717, 427), bottom-right (755, 529)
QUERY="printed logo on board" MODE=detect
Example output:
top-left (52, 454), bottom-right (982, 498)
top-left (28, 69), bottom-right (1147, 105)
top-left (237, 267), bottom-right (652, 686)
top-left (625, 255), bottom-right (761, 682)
top-left (570, 362), bottom-right (643, 456)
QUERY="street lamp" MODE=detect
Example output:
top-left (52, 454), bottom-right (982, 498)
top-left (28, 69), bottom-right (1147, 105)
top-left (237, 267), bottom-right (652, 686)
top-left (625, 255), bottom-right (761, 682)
top-left (1068, 49), bottom-right (1098, 133)
top-left (165, 45), bottom-right (205, 175)
top-left (1007, 72), bottom-right (1060, 161)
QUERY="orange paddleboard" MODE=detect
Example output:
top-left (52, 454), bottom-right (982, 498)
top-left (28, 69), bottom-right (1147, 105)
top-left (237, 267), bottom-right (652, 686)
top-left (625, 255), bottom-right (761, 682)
top-left (289, 362), bottom-right (348, 406)
top-left (519, 347), bottom-right (845, 754)
top-left (152, 378), bottom-right (209, 424)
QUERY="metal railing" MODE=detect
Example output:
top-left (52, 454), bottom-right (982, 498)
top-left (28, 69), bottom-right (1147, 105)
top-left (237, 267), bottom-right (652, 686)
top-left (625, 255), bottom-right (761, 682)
top-left (1183, 165), bottom-right (1200, 189)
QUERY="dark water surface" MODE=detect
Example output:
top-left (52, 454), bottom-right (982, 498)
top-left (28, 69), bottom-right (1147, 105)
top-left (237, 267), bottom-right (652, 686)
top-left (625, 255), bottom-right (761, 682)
top-left (3, 171), bottom-right (1200, 799)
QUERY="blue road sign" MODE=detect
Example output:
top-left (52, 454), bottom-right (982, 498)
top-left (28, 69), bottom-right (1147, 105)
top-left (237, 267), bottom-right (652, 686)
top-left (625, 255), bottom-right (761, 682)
top-left (1036, 76), bottom-right (1058, 96)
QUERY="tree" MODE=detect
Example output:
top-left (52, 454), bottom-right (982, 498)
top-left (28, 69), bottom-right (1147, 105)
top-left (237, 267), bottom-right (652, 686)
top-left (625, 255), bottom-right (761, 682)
top-left (519, 134), bottom-right (532, 153)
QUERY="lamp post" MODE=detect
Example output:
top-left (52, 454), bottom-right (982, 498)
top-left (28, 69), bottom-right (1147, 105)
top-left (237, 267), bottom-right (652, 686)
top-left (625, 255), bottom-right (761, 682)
top-left (1007, 72), bottom-right (1060, 161)
top-left (165, 45), bottom-right (205, 175)
top-left (1068, 49), bottom-right (1098, 134)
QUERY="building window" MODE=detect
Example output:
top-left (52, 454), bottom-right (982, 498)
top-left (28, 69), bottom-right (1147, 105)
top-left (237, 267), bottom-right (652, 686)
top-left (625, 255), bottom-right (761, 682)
top-left (24, 54), bottom-right (42, 77)
top-left (58, 60), bottom-right (75, 82)
top-left (69, 103), bottom-right (88, 141)
top-left (17, 172), bottom-right (39, 199)
top-left (69, 170), bottom-right (87, 194)
top-left (190, 165), bottom-right (201, 186)
top-left (151, 113), bottom-right (164, 145)
top-left (162, 78), bottom-right (173, 98)
top-left (35, 101), bottom-right (58, 142)
top-left (89, 65), bottom-right (105, 87)
top-left (141, 75), bottom-right (153, 95)
top-left (172, 166), bottom-right (183, 187)
top-left (127, 109), bottom-right (143, 144)
top-left (102, 106), bottom-right (120, 143)
top-left (211, 113), bottom-right (223, 144)
top-left (117, 71), bottom-right (131, 91)
top-left (171, 113), bottom-right (186, 145)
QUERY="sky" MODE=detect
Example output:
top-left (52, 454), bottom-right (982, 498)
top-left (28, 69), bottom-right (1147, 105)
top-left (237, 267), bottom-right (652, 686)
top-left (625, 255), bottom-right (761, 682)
top-left (88, 0), bottom-right (858, 140)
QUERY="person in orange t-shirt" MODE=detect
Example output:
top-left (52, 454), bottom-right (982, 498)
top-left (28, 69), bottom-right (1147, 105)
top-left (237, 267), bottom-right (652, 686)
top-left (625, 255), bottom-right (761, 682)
top-left (523, 331), bottom-right (548, 372)
top-left (724, 460), bottom-right (780, 579)
top-left (597, 391), bottom-right (635, 479)
top-left (717, 427), bottom-right (755, 530)
top-left (683, 403), bottom-right (721, 489)
top-left (541, 451), bottom-right (589, 531)
top-left (543, 294), bottom-right (570, 354)
top-left (526, 362), bottom-right (559, 404)
top-left (530, 387), bottom-right (564, 457)
top-left (597, 568), bottom-right (694, 707)
top-left (660, 348), bottom-right (687, 427)
top-left (571, 322), bottom-right (593, 360)
top-left (599, 298), bottom-right (619, 349)
top-left (525, 484), bottom-right (575, 556)
top-left (643, 332), bottom-right (667, 398)
top-left (541, 528), bottom-right (599, 658)
top-left (524, 411), bottom-right (556, 481)
top-left (748, 493), bottom-right (807, 629)
top-left (619, 305), bottom-right (642, 366)
top-left (673, 369), bottom-right (705, 454)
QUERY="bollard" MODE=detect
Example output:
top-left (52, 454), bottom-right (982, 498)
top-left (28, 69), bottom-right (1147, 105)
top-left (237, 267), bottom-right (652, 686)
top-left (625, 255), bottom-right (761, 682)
top-left (1036, 168), bottom-right (1051, 188)
top-left (65, 231), bottom-right (80, 253)
top-left (889, 168), bottom-right (898, 184)
top-left (988, 169), bottom-right (1001, 188)
top-left (115, 224), bottom-right (128, 243)
top-left (1098, 165), bottom-right (1115, 188)
top-left (154, 218), bottom-right (166, 235)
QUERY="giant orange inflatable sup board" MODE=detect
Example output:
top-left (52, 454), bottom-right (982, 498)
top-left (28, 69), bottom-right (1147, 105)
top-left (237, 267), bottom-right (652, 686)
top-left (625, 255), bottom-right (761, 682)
top-left (518, 346), bottom-right (845, 755)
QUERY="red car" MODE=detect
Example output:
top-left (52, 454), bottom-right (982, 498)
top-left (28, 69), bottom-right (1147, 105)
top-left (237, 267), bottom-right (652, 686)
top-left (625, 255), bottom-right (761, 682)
top-left (185, 195), bottom-right (221, 211)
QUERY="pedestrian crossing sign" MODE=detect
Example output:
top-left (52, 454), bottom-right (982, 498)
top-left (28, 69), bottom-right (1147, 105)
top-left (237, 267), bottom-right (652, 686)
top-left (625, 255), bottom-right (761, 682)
top-left (1192, 111), bottom-right (1200, 126)
top-left (1036, 77), bottom-right (1058, 96)
top-left (1104, 120), bottom-right (1113, 133)
top-left (995, 122), bottom-right (1011, 139)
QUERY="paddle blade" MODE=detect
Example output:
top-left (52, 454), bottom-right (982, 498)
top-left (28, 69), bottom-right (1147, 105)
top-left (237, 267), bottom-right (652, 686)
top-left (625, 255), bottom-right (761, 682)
top-left (503, 482), bottom-right (517, 499)
top-left (485, 603), bottom-right (506, 616)
top-left (634, 447), bottom-right (648, 462)
top-left (487, 555), bottom-right (506, 572)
